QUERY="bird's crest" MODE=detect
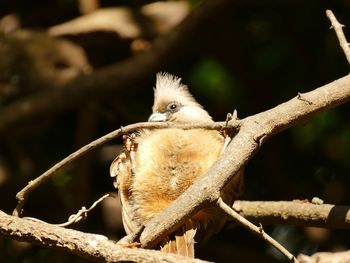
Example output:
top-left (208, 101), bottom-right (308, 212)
top-left (153, 72), bottom-right (203, 111)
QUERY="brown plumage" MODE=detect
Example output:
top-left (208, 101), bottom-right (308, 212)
top-left (110, 72), bottom-right (243, 257)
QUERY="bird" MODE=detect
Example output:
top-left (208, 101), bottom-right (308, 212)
top-left (110, 72), bottom-right (243, 257)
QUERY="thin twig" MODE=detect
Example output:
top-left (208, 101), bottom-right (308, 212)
top-left (217, 198), bottom-right (299, 263)
top-left (56, 193), bottom-right (111, 227)
top-left (12, 120), bottom-right (240, 217)
top-left (326, 10), bottom-right (350, 65)
top-left (23, 193), bottom-right (112, 227)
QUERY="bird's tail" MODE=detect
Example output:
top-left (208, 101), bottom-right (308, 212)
top-left (160, 219), bottom-right (197, 258)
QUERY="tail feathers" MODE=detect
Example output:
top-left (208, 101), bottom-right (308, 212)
top-left (160, 220), bottom-right (197, 258)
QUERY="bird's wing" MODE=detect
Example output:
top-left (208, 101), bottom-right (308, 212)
top-left (110, 149), bottom-right (140, 235)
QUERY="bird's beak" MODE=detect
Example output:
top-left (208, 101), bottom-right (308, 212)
top-left (148, 112), bottom-right (167, 122)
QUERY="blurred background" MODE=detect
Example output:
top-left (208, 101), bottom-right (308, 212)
top-left (0, 0), bottom-right (349, 262)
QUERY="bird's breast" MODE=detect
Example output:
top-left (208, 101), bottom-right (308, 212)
top-left (130, 128), bottom-right (224, 221)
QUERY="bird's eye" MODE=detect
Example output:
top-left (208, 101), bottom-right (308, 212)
top-left (166, 102), bottom-right (181, 113)
top-left (169, 103), bottom-right (177, 110)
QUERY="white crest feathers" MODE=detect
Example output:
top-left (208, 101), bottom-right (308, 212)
top-left (154, 72), bottom-right (203, 110)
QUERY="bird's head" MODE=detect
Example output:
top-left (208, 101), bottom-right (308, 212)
top-left (148, 72), bottom-right (213, 123)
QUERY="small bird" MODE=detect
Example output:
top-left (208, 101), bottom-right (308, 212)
top-left (110, 72), bottom-right (243, 257)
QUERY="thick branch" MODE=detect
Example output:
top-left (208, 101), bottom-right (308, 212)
top-left (232, 201), bottom-right (350, 229)
top-left (0, 210), bottom-right (207, 263)
top-left (139, 75), bottom-right (350, 248)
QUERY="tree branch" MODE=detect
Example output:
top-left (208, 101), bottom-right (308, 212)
top-left (232, 201), bottom-right (350, 229)
top-left (0, 210), bottom-right (208, 263)
top-left (326, 10), bottom-right (350, 65)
